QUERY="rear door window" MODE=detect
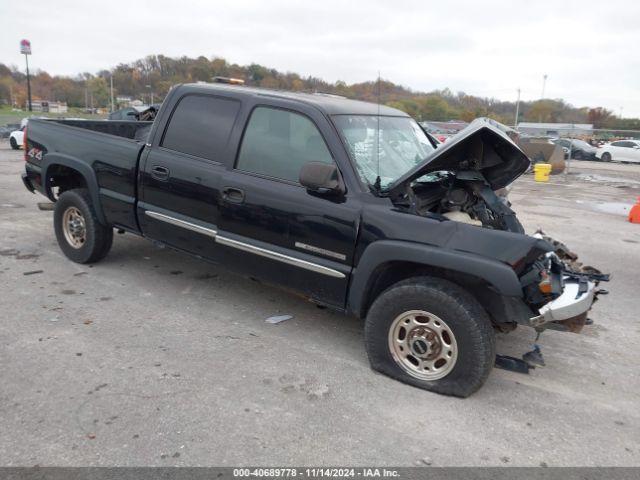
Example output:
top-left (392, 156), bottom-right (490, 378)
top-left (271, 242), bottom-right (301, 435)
top-left (235, 107), bottom-right (333, 183)
top-left (161, 95), bottom-right (241, 161)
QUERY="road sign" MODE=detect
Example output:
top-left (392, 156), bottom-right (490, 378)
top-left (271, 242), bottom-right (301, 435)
top-left (20, 39), bottom-right (31, 55)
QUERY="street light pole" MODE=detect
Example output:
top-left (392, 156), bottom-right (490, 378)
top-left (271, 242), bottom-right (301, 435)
top-left (110, 74), bottom-right (115, 113)
top-left (541, 74), bottom-right (548, 99)
top-left (25, 53), bottom-right (32, 111)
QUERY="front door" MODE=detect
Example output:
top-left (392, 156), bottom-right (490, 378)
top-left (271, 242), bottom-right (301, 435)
top-left (216, 104), bottom-right (360, 307)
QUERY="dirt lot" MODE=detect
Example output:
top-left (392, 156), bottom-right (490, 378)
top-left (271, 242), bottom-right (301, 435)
top-left (1, 141), bottom-right (639, 466)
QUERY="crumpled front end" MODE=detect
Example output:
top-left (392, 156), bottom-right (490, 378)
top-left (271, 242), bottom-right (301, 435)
top-left (521, 231), bottom-right (609, 333)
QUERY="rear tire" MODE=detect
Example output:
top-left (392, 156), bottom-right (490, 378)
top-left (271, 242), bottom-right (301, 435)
top-left (54, 189), bottom-right (113, 264)
top-left (601, 152), bottom-right (612, 162)
top-left (10, 137), bottom-right (19, 150)
top-left (364, 276), bottom-right (495, 398)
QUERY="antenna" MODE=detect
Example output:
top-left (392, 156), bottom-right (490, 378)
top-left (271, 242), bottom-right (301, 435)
top-left (376, 70), bottom-right (381, 187)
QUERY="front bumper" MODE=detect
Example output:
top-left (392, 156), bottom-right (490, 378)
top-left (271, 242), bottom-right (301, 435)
top-left (529, 277), bottom-right (598, 332)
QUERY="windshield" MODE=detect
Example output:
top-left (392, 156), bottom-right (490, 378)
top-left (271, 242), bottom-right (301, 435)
top-left (333, 115), bottom-right (436, 188)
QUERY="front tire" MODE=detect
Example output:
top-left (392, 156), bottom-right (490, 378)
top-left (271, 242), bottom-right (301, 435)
top-left (364, 277), bottom-right (495, 397)
top-left (54, 189), bottom-right (113, 264)
top-left (601, 152), bottom-right (612, 162)
top-left (10, 137), bottom-right (19, 150)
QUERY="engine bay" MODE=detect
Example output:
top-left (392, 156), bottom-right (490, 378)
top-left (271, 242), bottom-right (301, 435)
top-left (393, 170), bottom-right (525, 234)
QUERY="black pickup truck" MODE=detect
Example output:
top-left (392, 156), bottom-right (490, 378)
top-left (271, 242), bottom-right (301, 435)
top-left (21, 83), bottom-right (607, 397)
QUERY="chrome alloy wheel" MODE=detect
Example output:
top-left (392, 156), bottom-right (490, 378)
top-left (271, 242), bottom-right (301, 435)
top-left (387, 310), bottom-right (458, 381)
top-left (62, 206), bottom-right (87, 249)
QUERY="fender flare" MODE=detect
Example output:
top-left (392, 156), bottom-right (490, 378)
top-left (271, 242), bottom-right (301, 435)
top-left (347, 240), bottom-right (523, 317)
top-left (41, 153), bottom-right (107, 225)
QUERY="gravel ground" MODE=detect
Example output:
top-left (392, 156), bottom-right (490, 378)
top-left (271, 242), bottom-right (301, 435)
top-left (1, 140), bottom-right (639, 466)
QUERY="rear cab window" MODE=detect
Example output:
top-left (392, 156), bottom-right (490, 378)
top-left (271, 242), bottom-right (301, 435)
top-left (161, 94), bottom-right (241, 161)
top-left (235, 106), bottom-right (333, 183)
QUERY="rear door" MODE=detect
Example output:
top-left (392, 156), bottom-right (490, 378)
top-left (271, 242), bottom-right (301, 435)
top-left (138, 93), bottom-right (241, 259)
top-left (216, 102), bottom-right (360, 307)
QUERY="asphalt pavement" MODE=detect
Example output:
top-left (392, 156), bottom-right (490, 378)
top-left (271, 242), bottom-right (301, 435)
top-left (1, 141), bottom-right (639, 466)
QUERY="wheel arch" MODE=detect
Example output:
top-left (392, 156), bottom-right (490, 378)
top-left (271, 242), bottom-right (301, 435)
top-left (348, 240), bottom-right (523, 321)
top-left (42, 154), bottom-right (107, 225)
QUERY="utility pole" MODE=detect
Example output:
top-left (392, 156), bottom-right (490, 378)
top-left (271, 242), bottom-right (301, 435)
top-left (514, 88), bottom-right (521, 129)
top-left (110, 74), bottom-right (115, 113)
top-left (25, 55), bottom-right (32, 111)
top-left (540, 74), bottom-right (548, 99)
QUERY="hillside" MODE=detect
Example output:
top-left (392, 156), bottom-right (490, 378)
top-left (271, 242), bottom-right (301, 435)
top-left (1, 54), bottom-right (638, 129)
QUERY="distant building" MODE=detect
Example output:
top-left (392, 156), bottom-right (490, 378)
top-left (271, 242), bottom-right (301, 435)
top-left (516, 122), bottom-right (593, 137)
top-left (116, 95), bottom-right (132, 107)
top-left (31, 101), bottom-right (68, 114)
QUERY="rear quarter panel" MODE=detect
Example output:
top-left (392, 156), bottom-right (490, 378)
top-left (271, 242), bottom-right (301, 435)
top-left (26, 119), bottom-right (145, 230)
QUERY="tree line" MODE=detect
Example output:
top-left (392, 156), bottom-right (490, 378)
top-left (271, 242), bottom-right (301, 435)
top-left (1, 54), bottom-right (638, 130)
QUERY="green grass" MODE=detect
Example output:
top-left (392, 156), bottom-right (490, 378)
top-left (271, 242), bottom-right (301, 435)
top-left (0, 105), bottom-right (107, 126)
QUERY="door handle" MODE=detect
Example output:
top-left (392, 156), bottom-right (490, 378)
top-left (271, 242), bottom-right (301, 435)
top-left (222, 187), bottom-right (245, 204)
top-left (150, 165), bottom-right (170, 181)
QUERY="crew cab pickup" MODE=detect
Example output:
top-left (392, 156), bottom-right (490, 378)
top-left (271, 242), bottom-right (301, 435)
top-left (21, 83), bottom-right (608, 397)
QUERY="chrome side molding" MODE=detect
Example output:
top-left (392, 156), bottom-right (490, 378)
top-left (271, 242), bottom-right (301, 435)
top-left (216, 235), bottom-right (346, 279)
top-left (144, 210), bottom-right (217, 238)
top-left (144, 209), bottom-right (345, 279)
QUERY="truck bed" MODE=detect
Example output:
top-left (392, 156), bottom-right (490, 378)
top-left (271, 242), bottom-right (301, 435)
top-left (24, 119), bottom-right (152, 232)
top-left (44, 119), bottom-right (153, 142)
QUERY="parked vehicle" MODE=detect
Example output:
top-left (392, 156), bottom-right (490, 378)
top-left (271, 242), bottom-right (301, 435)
top-left (21, 83), bottom-right (607, 397)
top-left (0, 125), bottom-right (13, 139)
top-left (596, 140), bottom-right (640, 163)
top-left (9, 126), bottom-right (25, 149)
top-left (552, 138), bottom-right (597, 160)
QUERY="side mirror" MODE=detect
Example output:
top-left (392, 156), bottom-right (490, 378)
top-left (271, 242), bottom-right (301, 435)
top-left (299, 162), bottom-right (344, 196)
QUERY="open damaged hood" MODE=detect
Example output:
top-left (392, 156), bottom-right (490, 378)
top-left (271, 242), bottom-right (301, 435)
top-left (386, 119), bottom-right (530, 197)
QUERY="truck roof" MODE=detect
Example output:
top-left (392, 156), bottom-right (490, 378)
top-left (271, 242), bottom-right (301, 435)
top-left (183, 83), bottom-right (408, 117)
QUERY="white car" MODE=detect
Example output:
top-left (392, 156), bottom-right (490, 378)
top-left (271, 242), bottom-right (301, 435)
top-left (9, 127), bottom-right (25, 150)
top-left (596, 139), bottom-right (640, 163)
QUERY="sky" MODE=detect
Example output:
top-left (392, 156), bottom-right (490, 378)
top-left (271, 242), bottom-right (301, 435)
top-left (1, 0), bottom-right (639, 116)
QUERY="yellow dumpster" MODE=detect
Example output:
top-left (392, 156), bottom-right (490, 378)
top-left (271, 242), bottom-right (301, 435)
top-left (534, 163), bottom-right (552, 182)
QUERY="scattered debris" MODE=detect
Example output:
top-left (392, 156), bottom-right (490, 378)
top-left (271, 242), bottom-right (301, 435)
top-left (266, 314), bottom-right (293, 324)
top-left (36, 202), bottom-right (54, 211)
top-left (16, 253), bottom-right (40, 260)
top-left (495, 355), bottom-right (531, 374)
top-left (83, 320), bottom-right (93, 325)
top-left (420, 457), bottom-right (433, 466)
top-left (523, 344), bottom-right (546, 367)
top-left (23, 270), bottom-right (44, 276)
